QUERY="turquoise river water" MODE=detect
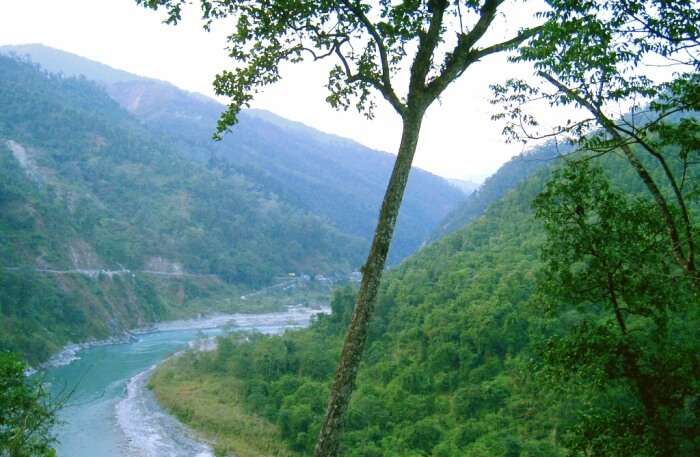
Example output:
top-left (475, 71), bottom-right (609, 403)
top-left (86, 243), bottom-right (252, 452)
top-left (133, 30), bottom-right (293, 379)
top-left (41, 307), bottom-right (325, 457)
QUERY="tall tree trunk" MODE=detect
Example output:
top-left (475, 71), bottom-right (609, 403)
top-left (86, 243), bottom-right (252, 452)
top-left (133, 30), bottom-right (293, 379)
top-left (314, 109), bottom-right (424, 457)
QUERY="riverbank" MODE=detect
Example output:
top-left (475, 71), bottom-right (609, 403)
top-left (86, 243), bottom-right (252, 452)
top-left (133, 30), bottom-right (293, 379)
top-left (44, 305), bottom-right (328, 457)
top-left (145, 305), bottom-right (330, 456)
top-left (26, 278), bottom-right (333, 374)
top-left (149, 354), bottom-right (296, 457)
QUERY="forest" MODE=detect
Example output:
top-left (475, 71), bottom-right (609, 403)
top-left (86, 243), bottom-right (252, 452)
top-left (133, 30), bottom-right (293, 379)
top-left (2, 0), bottom-right (699, 456)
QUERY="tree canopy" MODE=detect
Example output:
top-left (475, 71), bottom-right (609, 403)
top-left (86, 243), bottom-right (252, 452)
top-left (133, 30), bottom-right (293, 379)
top-left (492, 0), bottom-right (700, 283)
top-left (138, 0), bottom-right (541, 132)
top-left (0, 352), bottom-right (57, 457)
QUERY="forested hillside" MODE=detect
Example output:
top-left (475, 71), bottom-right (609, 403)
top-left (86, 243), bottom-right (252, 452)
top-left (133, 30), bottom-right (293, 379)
top-left (0, 44), bottom-right (464, 262)
top-left (152, 160), bottom-right (553, 457)
top-left (433, 141), bottom-right (571, 238)
top-left (152, 145), bottom-right (699, 456)
top-left (0, 55), bottom-right (364, 362)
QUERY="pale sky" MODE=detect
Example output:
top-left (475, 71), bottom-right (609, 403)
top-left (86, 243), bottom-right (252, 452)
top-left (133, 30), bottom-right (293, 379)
top-left (0, 0), bottom-right (556, 182)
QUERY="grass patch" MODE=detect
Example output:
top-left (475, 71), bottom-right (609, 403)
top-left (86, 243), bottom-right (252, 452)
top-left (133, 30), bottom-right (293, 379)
top-left (149, 354), bottom-right (296, 457)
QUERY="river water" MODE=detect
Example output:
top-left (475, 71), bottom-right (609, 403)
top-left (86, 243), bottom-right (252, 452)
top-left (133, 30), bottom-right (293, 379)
top-left (43, 306), bottom-right (326, 457)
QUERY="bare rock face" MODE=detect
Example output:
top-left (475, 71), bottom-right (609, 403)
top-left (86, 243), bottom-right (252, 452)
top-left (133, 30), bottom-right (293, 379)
top-left (5, 140), bottom-right (40, 180)
top-left (144, 257), bottom-right (184, 275)
top-left (69, 240), bottom-right (103, 270)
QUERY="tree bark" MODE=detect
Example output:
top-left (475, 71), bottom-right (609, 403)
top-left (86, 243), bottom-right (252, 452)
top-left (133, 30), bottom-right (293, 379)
top-left (313, 108), bottom-right (424, 457)
top-left (607, 271), bottom-right (672, 454)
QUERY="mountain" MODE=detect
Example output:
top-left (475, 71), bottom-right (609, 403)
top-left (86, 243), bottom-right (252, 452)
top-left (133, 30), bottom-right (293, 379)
top-left (0, 44), bottom-right (464, 262)
top-left (0, 45), bottom-right (465, 362)
top-left (0, 43), bottom-right (142, 84)
top-left (432, 142), bottom-right (570, 238)
top-left (0, 54), bottom-right (363, 362)
top-left (447, 178), bottom-right (479, 195)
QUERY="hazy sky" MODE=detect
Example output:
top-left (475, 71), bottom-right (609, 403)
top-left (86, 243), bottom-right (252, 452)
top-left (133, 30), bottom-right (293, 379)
top-left (0, 0), bottom-right (554, 182)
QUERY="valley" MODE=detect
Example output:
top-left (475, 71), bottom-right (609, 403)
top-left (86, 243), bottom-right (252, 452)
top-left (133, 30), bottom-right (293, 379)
top-left (1, 1), bottom-right (698, 455)
top-left (0, 48), bottom-right (462, 365)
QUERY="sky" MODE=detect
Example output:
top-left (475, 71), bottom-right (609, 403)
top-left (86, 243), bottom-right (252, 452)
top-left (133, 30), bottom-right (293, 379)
top-left (0, 0), bottom-right (555, 182)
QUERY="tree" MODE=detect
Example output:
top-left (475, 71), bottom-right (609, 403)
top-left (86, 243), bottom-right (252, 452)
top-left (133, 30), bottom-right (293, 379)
top-left (533, 159), bottom-right (700, 456)
top-left (0, 352), bottom-right (57, 457)
top-left (492, 0), bottom-right (700, 285)
top-left (491, 4), bottom-right (700, 451)
top-left (136, 1), bottom-right (544, 454)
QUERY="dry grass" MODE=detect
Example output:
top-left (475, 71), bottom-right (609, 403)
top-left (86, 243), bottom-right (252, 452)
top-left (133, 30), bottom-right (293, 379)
top-left (149, 356), bottom-right (296, 457)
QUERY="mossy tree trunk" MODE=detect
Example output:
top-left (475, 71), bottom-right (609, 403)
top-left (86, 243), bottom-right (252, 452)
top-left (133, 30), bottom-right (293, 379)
top-left (313, 106), bottom-right (425, 457)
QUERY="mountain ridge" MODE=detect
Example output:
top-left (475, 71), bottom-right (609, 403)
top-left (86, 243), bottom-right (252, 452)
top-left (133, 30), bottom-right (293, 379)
top-left (1, 43), bottom-right (464, 262)
top-left (0, 54), bottom-right (361, 362)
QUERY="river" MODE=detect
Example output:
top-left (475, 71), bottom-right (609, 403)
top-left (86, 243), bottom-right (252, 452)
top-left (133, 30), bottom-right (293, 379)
top-left (42, 306), bottom-right (326, 457)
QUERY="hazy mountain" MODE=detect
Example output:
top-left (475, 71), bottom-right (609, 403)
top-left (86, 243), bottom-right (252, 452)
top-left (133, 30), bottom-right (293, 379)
top-left (0, 43), bottom-right (141, 84)
top-left (446, 178), bottom-right (480, 195)
top-left (432, 142), bottom-right (570, 238)
top-left (1, 44), bottom-right (464, 262)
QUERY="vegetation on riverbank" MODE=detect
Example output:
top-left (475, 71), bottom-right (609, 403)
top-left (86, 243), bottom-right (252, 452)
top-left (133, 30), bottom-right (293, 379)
top-left (149, 354), bottom-right (297, 457)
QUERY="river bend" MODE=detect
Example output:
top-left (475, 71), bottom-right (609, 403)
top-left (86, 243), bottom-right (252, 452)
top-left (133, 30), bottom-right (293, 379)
top-left (43, 306), bottom-right (326, 457)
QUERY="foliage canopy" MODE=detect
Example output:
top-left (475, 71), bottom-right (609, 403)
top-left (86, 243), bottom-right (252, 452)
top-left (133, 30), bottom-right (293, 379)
top-left (0, 352), bottom-right (57, 457)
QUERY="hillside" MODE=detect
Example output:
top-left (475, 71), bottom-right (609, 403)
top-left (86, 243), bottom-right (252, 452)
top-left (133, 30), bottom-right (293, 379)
top-left (433, 142), bottom-right (570, 238)
top-left (151, 159), bottom-right (557, 456)
top-left (150, 143), bottom-right (699, 456)
top-left (0, 44), bottom-right (464, 262)
top-left (0, 55), bottom-right (364, 362)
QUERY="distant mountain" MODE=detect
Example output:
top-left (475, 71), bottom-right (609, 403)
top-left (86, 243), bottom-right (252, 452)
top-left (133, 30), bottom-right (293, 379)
top-left (432, 142), bottom-right (570, 239)
top-left (0, 43), bottom-right (141, 84)
top-left (447, 178), bottom-right (479, 195)
top-left (1, 44), bottom-right (464, 262)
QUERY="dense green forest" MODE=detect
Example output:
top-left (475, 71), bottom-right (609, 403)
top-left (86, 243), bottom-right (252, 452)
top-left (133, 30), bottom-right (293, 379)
top-left (152, 144), bottom-right (699, 456)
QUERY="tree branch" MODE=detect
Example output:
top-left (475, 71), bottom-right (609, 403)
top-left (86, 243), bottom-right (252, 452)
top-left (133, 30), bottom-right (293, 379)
top-left (334, 43), bottom-right (405, 114)
top-left (409, 0), bottom-right (449, 99)
top-left (539, 71), bottom-right (694, 277)
top-left (424, 0), bottom-right (541, 101)
top-left (612, 121), bottom-right (696, 271)
top-left (472, 24), bottom-right (543, 60)
top-left (339, 0), bottom-right (405, 114)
